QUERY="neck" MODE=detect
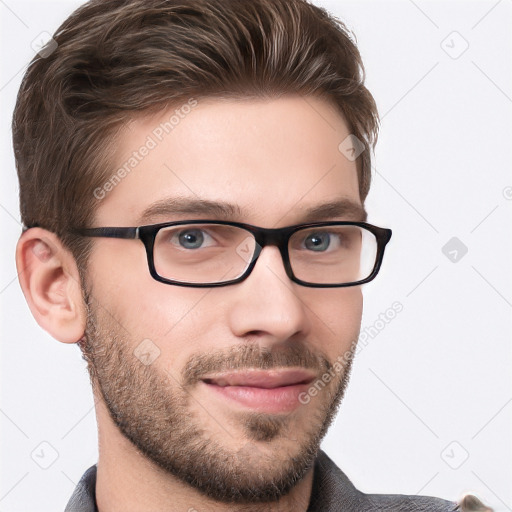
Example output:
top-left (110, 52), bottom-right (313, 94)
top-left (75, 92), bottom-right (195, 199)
top-left (94, 397), bottom-right (315, 512)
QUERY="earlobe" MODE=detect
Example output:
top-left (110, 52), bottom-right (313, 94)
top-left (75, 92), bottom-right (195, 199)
top-left (15, 228), bottom-right (86, 344)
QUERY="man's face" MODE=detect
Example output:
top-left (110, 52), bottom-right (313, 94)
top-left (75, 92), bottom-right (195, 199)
top-left (81, 96), bottom-right (364, 503)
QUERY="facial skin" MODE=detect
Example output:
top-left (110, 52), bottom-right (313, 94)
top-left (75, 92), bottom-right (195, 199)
top-left (17, 96), bottom-right (365, 512)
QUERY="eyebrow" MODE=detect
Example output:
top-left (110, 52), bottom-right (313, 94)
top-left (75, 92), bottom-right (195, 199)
top-left (137, 196), bottom-right (367, 225)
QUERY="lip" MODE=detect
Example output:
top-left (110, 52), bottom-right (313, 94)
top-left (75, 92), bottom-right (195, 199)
top-left (201, 369), bottom-right (316, 413)
top-left (202, 369), bottom-right (316, 388)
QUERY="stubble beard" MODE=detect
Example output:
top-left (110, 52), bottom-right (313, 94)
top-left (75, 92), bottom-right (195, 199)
top-left (78, 292), bottom-right (356, 504)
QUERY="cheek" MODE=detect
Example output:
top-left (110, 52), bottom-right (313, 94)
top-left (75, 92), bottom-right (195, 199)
top-left (312, 287), bottom-right (363, 358)
top-left (87, 242), bottom-right (208, 342)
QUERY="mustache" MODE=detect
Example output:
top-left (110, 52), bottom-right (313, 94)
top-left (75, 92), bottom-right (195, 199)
top-left (182, 342), bottom-right (332, 387)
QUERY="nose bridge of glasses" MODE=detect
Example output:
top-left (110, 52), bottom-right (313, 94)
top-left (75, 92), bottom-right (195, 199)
top-left (252, 226), bottom-right (290, 250)
top-left (244, 227), bottom-right (293, 279)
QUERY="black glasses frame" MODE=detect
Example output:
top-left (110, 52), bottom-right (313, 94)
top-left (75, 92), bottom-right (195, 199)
top-left (74, 220), bottom-right (392, 288)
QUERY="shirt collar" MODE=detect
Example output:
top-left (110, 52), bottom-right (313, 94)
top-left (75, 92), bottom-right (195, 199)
top-left (64, 449), bottom-right (459, 512)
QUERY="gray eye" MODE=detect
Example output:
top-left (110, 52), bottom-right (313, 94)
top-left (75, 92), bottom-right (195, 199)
top-left (305, 232), bottom-right (330, 251)
top-left (178, 229), bottom-right (204, 249)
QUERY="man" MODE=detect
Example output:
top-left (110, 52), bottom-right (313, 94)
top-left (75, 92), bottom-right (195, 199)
top-left (12, 0), bottom-right (484, 510)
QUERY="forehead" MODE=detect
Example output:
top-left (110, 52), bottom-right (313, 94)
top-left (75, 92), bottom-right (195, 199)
top-left (94, 96), bottom-right (363, 227)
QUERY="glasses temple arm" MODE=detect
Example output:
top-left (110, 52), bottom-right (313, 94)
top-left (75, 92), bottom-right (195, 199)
top-left (74, 227), bottom-right (139, 239)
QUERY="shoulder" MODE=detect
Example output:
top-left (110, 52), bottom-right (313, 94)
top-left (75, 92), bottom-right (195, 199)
top-left (64, 464), bottom-right (98, 512)
top-left (308, 450), bottom-right (460, 512)
top-left (363, 492), bottom-right (460, 511)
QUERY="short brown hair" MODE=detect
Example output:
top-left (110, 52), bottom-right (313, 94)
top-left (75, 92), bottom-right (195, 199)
top-left (12, 0), bottom-right (378, 270)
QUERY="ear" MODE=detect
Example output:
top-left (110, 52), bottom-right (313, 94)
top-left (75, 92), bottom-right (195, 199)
top-left (15, 228), bottom-right (86, 344)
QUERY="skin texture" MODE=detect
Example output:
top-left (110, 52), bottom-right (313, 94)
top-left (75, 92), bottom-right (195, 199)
top-left (17, 96), bottom-right (365, 512)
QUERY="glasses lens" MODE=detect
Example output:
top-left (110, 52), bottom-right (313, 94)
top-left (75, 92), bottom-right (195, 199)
top-left (153, 223), bottom-right (255, 284)
top-left (289, 225), bottom-right (377, 285)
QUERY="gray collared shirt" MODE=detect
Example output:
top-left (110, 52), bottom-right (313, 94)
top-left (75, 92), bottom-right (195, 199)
top-left (65, 450), bottom-right (460, 511)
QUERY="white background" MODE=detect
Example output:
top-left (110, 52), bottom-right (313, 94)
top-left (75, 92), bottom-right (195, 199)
top-left (1, 1), bottom-right (511, 510)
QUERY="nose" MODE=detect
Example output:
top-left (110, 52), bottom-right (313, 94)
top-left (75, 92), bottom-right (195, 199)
top-left (227, 244), bottom-right (312, 343)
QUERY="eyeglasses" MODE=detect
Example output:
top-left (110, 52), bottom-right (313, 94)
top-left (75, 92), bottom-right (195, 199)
top-left (74, 220), bottom-right (392, 288)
